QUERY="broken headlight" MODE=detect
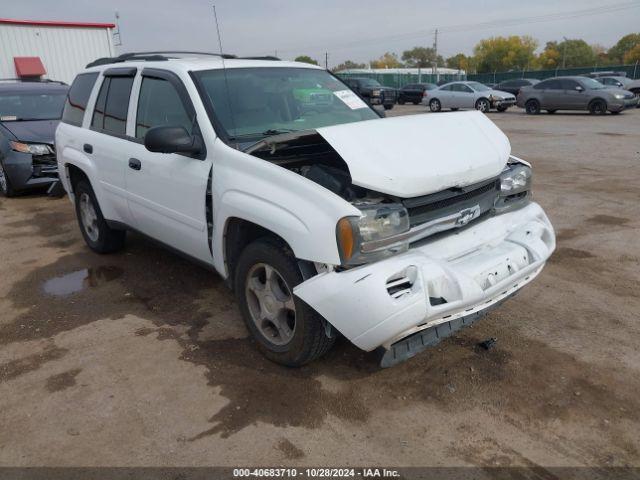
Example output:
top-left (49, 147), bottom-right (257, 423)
top-left (9, 141), bottom-right (52, 156)
top-left (336, 203), bottom-right (410, 266)
top-left (495, 159), bottom-right (532, 212)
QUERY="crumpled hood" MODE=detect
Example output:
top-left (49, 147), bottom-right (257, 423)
top-left (316, 111), bottom-right (510, 198)
top-left (1, 119), bottom-right (58, 144)
top-left (488, 89), bottom-right (516, 99)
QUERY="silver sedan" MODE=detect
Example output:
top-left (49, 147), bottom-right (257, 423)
top-left (423, 81), bottom-right (516, 113)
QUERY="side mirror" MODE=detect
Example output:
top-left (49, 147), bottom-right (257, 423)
top-left (575, 86), bottom-right (584, 92)
top-left (144, 126), bottom-right (203, 155)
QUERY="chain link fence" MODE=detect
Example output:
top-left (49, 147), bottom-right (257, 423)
top-left (467, 63), bottom-right (640, 84)
top-left (335, 71), bottom-right (466, 88)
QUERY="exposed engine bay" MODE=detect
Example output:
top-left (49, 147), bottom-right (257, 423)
top-left (245, 131), bottom-right (390, 206)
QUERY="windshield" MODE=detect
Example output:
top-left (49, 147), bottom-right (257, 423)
top-left (360, 78), bottom-right (382, 87)
top-left (580, 78), bottom-right (606, 90)
top-left (194, 67), bottom-right (380, 142)
top-left (0, 92), bottom-right (67, 121)
top-left (467, 82), bottom-right (490, 92)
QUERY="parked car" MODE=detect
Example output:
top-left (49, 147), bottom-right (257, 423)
top-left (57, 52), bottom-right (555, 367)
top-left (625, 79), bottom-right (640, 107)
top-left (585, 71), bottom-right (627, 79)
top-left (425, 81), bottom-right (516, 112)
top-left (397, 83), bottom-right (436, 105)
top-left (0, 79), bottom-right (68, 196)
top-left (517, 76), bottom-right (638, 114)
top-left (595, 76), bottom-right (634, 90)
top-left (342, 77), bottom-right (396, 110)
top-left (495, 78), bottom-right (540, 96)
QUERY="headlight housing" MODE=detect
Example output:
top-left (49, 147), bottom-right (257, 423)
top-left (9, 141), bottom-right (52, 155)
top-left (336, 203), bottom-right (410, 265)
top-left (495, 160), bottom-right (532, 212)
top-left (613, 93), bottom-right (626, 100)
top-left (371, 89), bottom-right (381, 97)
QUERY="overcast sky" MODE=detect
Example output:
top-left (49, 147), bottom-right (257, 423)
top-left (4, 0), bottom-right (640, 66)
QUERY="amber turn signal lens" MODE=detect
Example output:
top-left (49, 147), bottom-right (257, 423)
top-left (337, 217), bottom-right (355, 262)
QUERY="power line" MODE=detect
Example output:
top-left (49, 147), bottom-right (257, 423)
top-left (272, 1), bottom-right (639, 55)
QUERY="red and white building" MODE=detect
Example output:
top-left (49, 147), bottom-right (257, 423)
top-left (0, 17), bottom-right (116, 84)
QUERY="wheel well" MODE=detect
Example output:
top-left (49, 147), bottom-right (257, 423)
top-left (589, 97), bottom-right (607, 106)
top-left (66, 164), bottom-right (90, 194)
top-left (476, 97), bottom-right (489, 103)
top-left (224, 218), bottom-right (293, 290)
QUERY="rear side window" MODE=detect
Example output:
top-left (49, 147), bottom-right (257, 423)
top-left (91, 76), bottom-right (134, 136)
top-left (62, 72), bottom-right (98, 126)
top-left (135, 77), bottom-right (192, 139)
top-left (535, 79), bottom-right (561, 90)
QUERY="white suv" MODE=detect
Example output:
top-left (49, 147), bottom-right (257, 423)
top-left (56, 52), bottom-right (555, 367)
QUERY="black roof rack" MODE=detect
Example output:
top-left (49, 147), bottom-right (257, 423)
top-left (0, 78), bottom-right (67, 85)
top-left (86, 51), bottom-right (237, 68)
top-left (238, 56), bottom-right (281, 61)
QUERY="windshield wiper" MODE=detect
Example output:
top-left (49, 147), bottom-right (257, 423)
top-left (229, 128), bottom-right (299, 140)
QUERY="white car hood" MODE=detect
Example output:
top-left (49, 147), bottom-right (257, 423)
top-left (316, 111), bottom-right (511, 198)
top-left (489, 89), bottom-right (516, 99)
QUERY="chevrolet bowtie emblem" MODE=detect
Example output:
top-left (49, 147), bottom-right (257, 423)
top-left (455, 205), bottom-right (481, 226)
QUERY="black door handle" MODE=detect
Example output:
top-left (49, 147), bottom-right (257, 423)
top-left (128, 158), bottom-right (141, 171)
top-left (83, 143), bottom-right (93, 154)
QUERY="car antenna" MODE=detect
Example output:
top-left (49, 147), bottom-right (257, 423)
top-left (213, 4), bottom-right (236, 137)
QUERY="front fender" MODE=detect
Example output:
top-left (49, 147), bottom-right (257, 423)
top-left (210, 139), bottom-right (360, 276)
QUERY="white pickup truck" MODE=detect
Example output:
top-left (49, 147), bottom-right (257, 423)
top-left (56, 52), bottom-right (555, 367)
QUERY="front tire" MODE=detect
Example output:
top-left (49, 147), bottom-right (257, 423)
top-left (589, 99), bottom-right (607, 115)
top-left (74, 180), bottom-right (126, 253)
top-left (475, 98), bottom-right (490, 112)
top-left (525, 99), bottom-right (541, 114)
top-left (429, 98), bottom-right (442, 112)
top-left (234, 238), bottom-right (335, 367)
top-left (383, 104), bottom-right (394, 110)
top-left (496, 105), bottom-right (508, 112)
top-left (0, 162), bottom-right (15, 197)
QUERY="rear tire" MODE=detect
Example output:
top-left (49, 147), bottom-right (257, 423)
top-left (429, 98), bottom-right (442, 112)
top-left (451, 108), bottom-right (459, 111)
top-left (0, 162), bottom-right (16, 197)
top-left (589, 99), bottom-right (607, 115)
top-left (496, 105), bottom-right (508, 112)
top-left (547, 109), bottom-right (557, 114)
top-left (412, 101), bottom-right (419, 105)
top-left (525, 99), bottom-right (541, 115)
top-left (74, 180), bottom-right (126, 253)
top-left (398, 98), bottom-right (405, 105)
top-left (234, 238), bottom-right (335, 367)
top-left (383, 104), bottom-right (394, 110)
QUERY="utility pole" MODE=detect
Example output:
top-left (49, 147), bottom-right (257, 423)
top-left (325, 52), bottom-right (329, 70)
top-left (432, 29), bottom-right (439, 80)
top-left (562, 36), bottom-right (568, 69)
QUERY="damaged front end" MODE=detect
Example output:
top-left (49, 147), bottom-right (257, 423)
top-left (244, 113), bottom-right (554, 366)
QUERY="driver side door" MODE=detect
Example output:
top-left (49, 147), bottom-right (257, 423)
top-left (124, 69), bottom-right (213, 263)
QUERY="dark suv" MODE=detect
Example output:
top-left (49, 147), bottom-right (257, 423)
top-left (343, 77), bottom-right (396, 110)
top-left (495, 78), bottom-right (540, 96)
top-left (0, 80), bottom-right (68, 196)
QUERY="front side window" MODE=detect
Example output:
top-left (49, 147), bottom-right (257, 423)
top-left (0, 90), bottom-right (67, 122)
top-left (578, 77), bottom-right (606, 90)
top-left (62, 73), bottom-right (98, 126)
top-left (135, 77), bottom-right (192, 139)
top-left (91, 76), bottom-right (134, 135)
top-left (467, 82), bottom-right (490, 92)
top-left (194, 67), bottom-right (379, 143)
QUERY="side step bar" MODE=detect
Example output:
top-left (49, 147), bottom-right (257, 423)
top-left (378, 292), bottom-right (516, 368)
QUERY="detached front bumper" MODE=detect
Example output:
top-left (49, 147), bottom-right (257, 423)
top-left (492, 98), bottom-right (516, 109)
top-left (294, 202), bottom-right (555, 351)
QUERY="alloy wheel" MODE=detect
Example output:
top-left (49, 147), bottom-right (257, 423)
top-left (245, 262), bottom-right (296, 346)
top-left (79, 192), bottom-right (100, 242)
top-left (476, 99), bottom-right (490, 112)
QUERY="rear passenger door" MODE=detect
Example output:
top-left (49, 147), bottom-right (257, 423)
top-left (538, 79), bottom-right (563, 109)
top-left (124, 69), bottom-right (213, 263)
top-left (86, 68), bottom-right (137, 224)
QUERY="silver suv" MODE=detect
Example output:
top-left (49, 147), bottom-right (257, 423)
top-left (517, 76), bottom-right (638, 115)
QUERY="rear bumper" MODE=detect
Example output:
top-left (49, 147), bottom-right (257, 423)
top-left (294, 202), bottom-right (555, 351)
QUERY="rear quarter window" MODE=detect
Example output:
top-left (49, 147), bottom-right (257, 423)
top-left (62, 72), bottom-right (99, 127)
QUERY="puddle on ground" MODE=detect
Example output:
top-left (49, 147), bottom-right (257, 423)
top-left (42, 266), bottom-right (123, 296)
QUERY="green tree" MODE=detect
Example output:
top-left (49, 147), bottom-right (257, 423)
top-left (608, 33), bottom-right (640, 63)
top-left (535, 41), bottom-right (561, 69)
top-left (555, 39), bottom-right (597, 68)
top-left (369, 52), bottom-right (403, 69)
top-left (445, 53), bottom-right (471, 71)
top-left (623, 43), bottom-right (640, 64)
top-left (294, 55), bottom-right (319, 65)
top-left (333, 60), bottom-right (366, 72)
top-left (401, 47), bottom-right (443, 68)
top-left (473, 36), bottom-right (538, 73)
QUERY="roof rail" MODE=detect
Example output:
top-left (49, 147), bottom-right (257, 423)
top-left (86, 51), bottom-right (236, 68)
top-left (0, 78), bottom-right (67, 85)
top-left (238, 56), bottom-right (281, 61)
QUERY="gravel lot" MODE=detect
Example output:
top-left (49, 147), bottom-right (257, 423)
top-left (1, 106), bottom-right (639, 469)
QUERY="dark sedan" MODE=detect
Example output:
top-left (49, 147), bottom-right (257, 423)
top-left (495, 78), bottom-right (540, 96)
top-left (397, 83), bottom-right (437, 104)
top-left (0, 80), bottom-right (67, 196)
